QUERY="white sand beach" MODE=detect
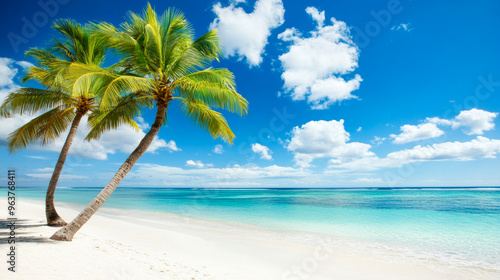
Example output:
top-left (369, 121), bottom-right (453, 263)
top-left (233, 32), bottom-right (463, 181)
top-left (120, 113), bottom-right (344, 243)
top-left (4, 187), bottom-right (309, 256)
top-left (0, 199), bottom-right (494, 280)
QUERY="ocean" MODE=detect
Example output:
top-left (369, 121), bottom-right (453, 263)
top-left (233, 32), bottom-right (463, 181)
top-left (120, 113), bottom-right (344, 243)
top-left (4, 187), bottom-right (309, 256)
top-left (19, 187), bottom-right (500, 277)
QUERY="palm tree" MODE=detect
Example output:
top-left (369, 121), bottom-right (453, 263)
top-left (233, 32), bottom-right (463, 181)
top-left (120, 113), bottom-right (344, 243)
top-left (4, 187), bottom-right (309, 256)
top-left (50, 4), bottom-right (248, 241)
top-left (0, 19), bottom-right (143, 226)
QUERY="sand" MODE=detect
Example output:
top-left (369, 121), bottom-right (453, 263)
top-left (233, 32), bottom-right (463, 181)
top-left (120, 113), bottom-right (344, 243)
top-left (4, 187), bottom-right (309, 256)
top-left (0, 199), bottom-right (493, 280)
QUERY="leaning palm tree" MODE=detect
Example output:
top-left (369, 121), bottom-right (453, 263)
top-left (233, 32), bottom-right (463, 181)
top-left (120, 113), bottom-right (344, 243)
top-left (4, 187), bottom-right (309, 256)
top-left (50, 4), bottom-right (248, 241)
top-left (0, 19), bottom-right (142, 226)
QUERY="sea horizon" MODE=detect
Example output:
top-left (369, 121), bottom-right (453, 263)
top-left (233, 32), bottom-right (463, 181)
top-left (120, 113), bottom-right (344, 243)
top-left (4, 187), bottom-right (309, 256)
top-left (17, 185), bottom-right (500, 190)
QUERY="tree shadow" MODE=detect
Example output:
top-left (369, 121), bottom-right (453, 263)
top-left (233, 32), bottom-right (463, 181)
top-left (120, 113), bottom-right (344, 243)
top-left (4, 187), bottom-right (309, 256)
top-left (0, 219), bottom-right (45, 228)
top-left (0, 219), bottom-right (55, 243)
top-left (0, 236), bottom-right (56, 243)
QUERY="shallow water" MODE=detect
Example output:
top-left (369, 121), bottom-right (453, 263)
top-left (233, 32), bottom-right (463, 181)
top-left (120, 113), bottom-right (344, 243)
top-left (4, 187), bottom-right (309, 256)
top-left (20, 187), bottom-right (500, 277)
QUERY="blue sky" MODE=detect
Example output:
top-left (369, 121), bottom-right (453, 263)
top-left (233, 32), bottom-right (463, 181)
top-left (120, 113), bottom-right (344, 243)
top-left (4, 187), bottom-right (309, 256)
top-left (1, 0), bottom-right (500, 188)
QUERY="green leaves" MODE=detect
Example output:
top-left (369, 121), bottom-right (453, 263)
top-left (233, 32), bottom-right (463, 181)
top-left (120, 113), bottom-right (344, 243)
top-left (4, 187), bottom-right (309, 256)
top-left (191, 29), bottom-right (222, 61)
top-left (179, 98), bottom-right (235, 144)
top-left (69, 68), bottom-right (153, 108)
top-left (173, 68), bottom-right (248, 116)
top-left (0, 88), bottom-right (74, 118)
top-left (86, 92), bottom-right (150, 140)
top-left (51, 18), bottom-right (107, 65)
top-left (7, 107), bottom-right (75, 152)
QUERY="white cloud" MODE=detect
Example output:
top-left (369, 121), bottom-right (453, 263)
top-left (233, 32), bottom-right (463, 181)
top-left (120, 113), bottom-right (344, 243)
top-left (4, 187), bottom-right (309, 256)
top-left (0, 58), bottom-right (175, 160)
top-left (251, 143), bottom-right (272, 160)
top-left (213, 144), bottom-right (224, 154)
top-left (126, 163), bottom-right (309, 187)
top-left (305, 7), bottom-right (325, 28)
top-left (390, 123), bottom-right (444, 144)
top-left (357, 127), bottom-right (362, 132)
top-left (35, 167), bottom-right (54, 172)
top-left (427, 109), bottom-right (498, 135)
top-left (391, 23), bottom-right (413, 32)
top-left (454, 109), bottom-right (497, 135)
top-left (371, 136), bottom-right (386, 146)
top-left (16, 60), bottom-right (34, 69)
top-left (25, 156), bottom-right (49, 160)
top-left (331, 136), bottom-right (500, 171)
top-left (352, 178), bottom-right (383, 183)
top-left (278, 7), bottom-right (362, 109)
top-left (0, 58), bottom-right (37, 144)
top-left (389, 136), bottom-right (500, 161)
top-left (287, 119), bottom-right (374, 167)
top-left (210, 0), bottom-right (285, 66)
top-left (126, 162), bottom-right (394, 188)
top-left (164, 140), bottom-right (181, 152)
top-left (26, 173), bottom-right (89, 180)
top-left (186, 160), bottom-right (213, 168)
top-left (0, 57), bottom-right (32, 87)
top-left (0, 57), bottom-right (19, 87)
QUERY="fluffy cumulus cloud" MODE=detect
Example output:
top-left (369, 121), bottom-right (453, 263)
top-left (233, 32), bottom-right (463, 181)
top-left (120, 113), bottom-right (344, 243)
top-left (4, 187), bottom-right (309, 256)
top-left (213, 144), bottom-right (224, 154)
top-left (210, 0), bottom-right (285, 66)
top-left (251, 143), bottom-right (272, 160)
top-left (0, 58), bottom-right (175, 160)
top-left (390, 123), bottom-right (444, 144)
top-left (331, 136), bottom-right (500, 171)
top-left (278, 7), bottom-right (362, 109)
top-left (286, 119), bottom-right (373, 167)
top-left (164, 140), bottom-right (181, 152)
top-left (186, 160), bottom-right (213, 168)
top-left (0, 58), bottom-right (35, 142)
top-left (426, 109), bottom-right (498, 135)
top-left (0, 57), bottom-right (33, 88)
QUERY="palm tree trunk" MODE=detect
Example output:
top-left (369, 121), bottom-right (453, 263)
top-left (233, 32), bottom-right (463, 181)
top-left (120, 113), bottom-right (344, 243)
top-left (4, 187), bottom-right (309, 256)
top-left (50, 103), bottom-right (167, 241)
top-left (46, 113), bottom-right (84, 226)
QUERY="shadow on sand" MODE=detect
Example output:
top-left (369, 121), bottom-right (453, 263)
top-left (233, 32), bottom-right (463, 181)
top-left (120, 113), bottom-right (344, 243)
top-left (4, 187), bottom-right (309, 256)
top-left (0, 219), bottom-right (55, 243)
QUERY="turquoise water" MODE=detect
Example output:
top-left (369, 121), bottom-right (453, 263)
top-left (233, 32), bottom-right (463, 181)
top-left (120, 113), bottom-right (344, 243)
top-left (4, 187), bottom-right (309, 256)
top-left (20, 187), bottom-right (500, 273)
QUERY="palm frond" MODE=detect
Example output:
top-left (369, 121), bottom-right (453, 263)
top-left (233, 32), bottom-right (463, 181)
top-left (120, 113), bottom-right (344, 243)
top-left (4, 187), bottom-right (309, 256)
top-left (173, 68), bottom-right (248, 116)
top-left (94, 22), bottom-right (152, 74)
top-left (71, 70), bottom-right (153, 108)
top-left (7, 107), bottom-right (75, 152)
top-left (85, 92), bottom-right (150, 140)
top-left (159, 7), bottom-right (193, 75)
top-left (191, 29), bottom-right (222, 61)
top-left (38, 107), bottom-right (77, 145)
top-left (179, 98), bottom-right (235, 143)
top-left (0, 88), bottom-right (74, 117)
top-left (51, 19), bottom-right (85, 61)
top-left (24, 47), bottom-right (58, 67)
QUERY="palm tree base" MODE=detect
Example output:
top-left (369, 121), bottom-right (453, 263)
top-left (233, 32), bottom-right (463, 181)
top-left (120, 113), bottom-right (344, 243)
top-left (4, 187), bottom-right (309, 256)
top-left (47, 217), bottom-right (67, 227)
top-left (50, 227), bottom-right (73, 241)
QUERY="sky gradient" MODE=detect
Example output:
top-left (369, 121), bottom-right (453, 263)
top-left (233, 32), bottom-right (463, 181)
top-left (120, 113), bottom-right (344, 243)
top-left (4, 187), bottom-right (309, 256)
top-left (1, 0), bottom-right (500, 188)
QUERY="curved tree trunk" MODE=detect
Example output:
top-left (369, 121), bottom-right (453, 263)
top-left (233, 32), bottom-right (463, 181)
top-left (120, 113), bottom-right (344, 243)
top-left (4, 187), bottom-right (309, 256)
top-left (46, 113), bottom-right (84, 227)
top-left (50, 103), bottom-right (166, 241)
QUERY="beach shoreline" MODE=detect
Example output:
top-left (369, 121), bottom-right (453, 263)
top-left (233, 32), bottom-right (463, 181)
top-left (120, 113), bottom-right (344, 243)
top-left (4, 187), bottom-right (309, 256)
top-left (1, 199), bottom-right (496, 280)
